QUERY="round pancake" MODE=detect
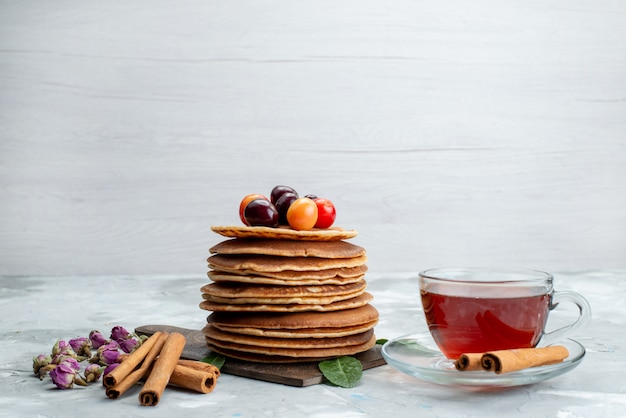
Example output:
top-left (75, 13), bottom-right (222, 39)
top-left (201, 289), bottom-right (365, 305)
top-left (208, 271), bottom-right (366, 286)
top-left (209, 239), bottom-right (365, 259)
top-left (199, 292), bottom-right (373, 312)
top-left (203, 325), bottom-right (374, 349)
top-left (200, 280), bottom-right (366, 299)
top-left (207, 304), bottom-right (379, 330)
top-left (207, 254), bottom-right (367, 273)
top-left (204, 346), bottom-right (334, 363)
top-left (211, 225), bottom-right (358, 241)
top-left (209, 264), bottom-right (367, 281)
top-left (211, 320), bottom-right (378, 338)
top-left (205, 334), bottom-right (377, 359)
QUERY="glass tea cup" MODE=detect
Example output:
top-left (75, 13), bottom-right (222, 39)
top-left (418, 268), bottom-right (591, 360)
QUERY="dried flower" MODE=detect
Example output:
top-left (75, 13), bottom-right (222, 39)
top-left (51, 340), bottom-right (76, 358)
top-left (96, 341), bottom-right (121, 365)
top-left (33, 354), bottom-right (51, 375)
top-left (49, 361), bottom-right (78, 389)
top-left (119, 337), bottom-right (140, 354)
top-left (89, 330), bottom-right (107, 349)
top-left (100, 348), bottom-right (120, 365)
top-left (35, 325), bottom-right (141, 390)
top-left (32, 354), bottom-right (57, 380)
top-left (52, 356), bottom-right (80, 371)
top-left (103, 363), bottom-right (119, 376)
top-left (69, 337), bottom-right (92, 357)
top-left (110, 326), bottom-right (131, 342)
top-left (83, 363), bottom-right (104, 383)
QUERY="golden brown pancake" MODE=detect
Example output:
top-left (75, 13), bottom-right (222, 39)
top-left (205, 334), bottom-right (376, 360)
top-left (203, 346), bottom-right (332, 363)
top-left (210, 239), bottom-right (366, 259)
top-left (208, 254), bottom-right (367, 273)
top-left (200, 280), bottom-right (366, 299)
top-left (208, 271), bottom-right (366, 286)
top-left (211, 320), bottom-right (378, 338)
top-left (199, 292), bottom-right (373, 312)
top-left (211, 225), bottom-right (358, 241)
top-left (207, 304), bottom-right (379, 330)
top-left (201, 289), bottom-right (365, 305)
top-left (208, 265), bottom-right (368, 281)
top-left (203, 325), bottom-right (374, 349)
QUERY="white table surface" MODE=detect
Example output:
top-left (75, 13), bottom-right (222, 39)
top-left (1, 270), bottom-right (624, 417)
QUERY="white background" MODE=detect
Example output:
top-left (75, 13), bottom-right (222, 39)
top-left (1, 0), bottom-right (625, 276)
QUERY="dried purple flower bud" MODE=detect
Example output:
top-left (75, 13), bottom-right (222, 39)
top-left (101, 350), bottom-right (120, 365)
top-left (49, 361), bottom-right (77, 389)
top-left (103, 363), bottom-right (119, 376)
top-left (91, 340), bottom-right (119, 362)
top-left (52, 355), bottom-right (81, 371)
top-left (100, 340), bottom-right (119, 351)
top-left (69, 337), bottom-right (92, 357)
top-left (110, 326), bottom-right (131, 342)
top-left (83, 363), bottom-right (104, 383)
top-left (37, 364), bottom-right (57, 380)
top-left (68, 337), bottom-right (86, 352)
top-left (51, 340), bottom-right (76, 358)
top-left (89, 330), bottom-right (107, 349)
top-left (98, 345), bottom-right (120, 365)
top-left (32, 354), bottom-right (51, 375)
top-left (119, 337), bottom-right (140, 354)
top-left (88, 341), bottom-right (117, 366)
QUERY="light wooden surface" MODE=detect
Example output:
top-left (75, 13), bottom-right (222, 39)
top-left (2, 271), bottom-right (625, 416)
top-left (1, 0), bottom-right (625, 276)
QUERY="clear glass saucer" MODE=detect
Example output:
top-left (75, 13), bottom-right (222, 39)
top-left (381, 331), bottom-right (585, 388)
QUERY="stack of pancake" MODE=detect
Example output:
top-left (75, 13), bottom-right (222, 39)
top-left (200, 225), bottom-right (378, 363)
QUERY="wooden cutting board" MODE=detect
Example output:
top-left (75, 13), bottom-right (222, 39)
top-left (135, 325), bottom-right (386, 387)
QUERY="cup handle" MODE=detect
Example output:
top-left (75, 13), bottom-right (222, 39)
top-left (539, 290), bottom-right (592, 346)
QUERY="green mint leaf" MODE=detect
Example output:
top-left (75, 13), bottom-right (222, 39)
top-left (318, 356), bottom-right (363, 388)
top-left (201, 353), bottom-right (226, 370)
top-left (376, 338), bottom-right (388, 345)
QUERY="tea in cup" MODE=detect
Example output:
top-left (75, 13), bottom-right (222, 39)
top-left (418, 268), bottom-right (591, 360)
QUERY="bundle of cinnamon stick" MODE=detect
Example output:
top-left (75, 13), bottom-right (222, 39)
top-left (103, 332), bottom-right (220, 406)
top-left (455, 345), bottom-right (569, 374)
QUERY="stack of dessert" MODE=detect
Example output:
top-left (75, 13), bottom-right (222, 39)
top-left (199, 226), bottom-right (379, 363)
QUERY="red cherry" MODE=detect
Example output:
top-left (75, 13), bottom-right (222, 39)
top-left (313, 198), bottom-right (336, 228)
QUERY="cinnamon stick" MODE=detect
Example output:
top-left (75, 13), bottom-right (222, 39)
top-left (105, 332), bottom-right (169, 399)
top-left (455, 353), bottom-right (484, 371)
top-left (118, 355), bottom-right (220, 375)
top-left (115, 355), bottom-right (221, 394)
top-left (167, 364), bottom-right (219, 394)
top-left (139, 332), bottom-right (186, 406)
top-left (481, 346), bottom-right (569, 374)
top-left (176, 359), bottom-right (221, 377)
top-left (143, 360), bottom-right (220, 394)
top-left (103, 332), bottom-right (165, 389)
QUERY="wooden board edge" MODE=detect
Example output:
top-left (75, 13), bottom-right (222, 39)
top-left (135, 325), bottom-right (386, 387)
